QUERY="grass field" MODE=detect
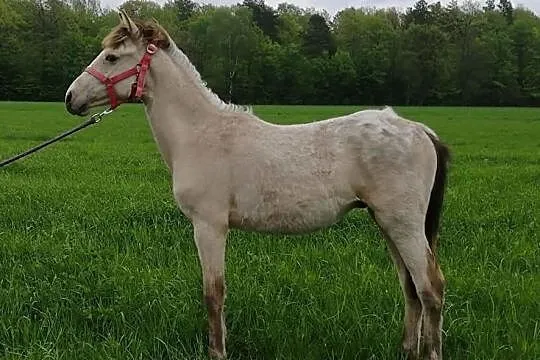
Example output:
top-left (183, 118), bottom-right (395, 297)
top-left (0, 102), bottom-right (538, 360)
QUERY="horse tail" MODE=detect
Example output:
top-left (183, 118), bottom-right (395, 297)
top-left (424, 131), bottom-right (450, 253)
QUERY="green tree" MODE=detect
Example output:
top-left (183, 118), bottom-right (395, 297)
top-left (120, 0), bottom-right (163, 19)
top-left (169, 0), bottom-right (197, 22)
top-left (498, 0), bottom-right (514, 24)
top-left (242, 0), bottom-right (279, 41)
top-left (401, 24), bottom-right (448, 104)
top-left (510, 9), bottom-right (540, 103)
top-left (275, 3), bottom-right (310, 45)
top-left (186, 6), bottom-right (265, 103)
top-left (334, 8), bottom-right (398, 104)
top-left (1, 0), bottom-right (540, 105)
top-left (484, 0), bottom-right (496, 11)
top-left (404, 0), bottom-right (431, 26)
top-left (302, 14), bottom-right (336, 57)
top-left (0, 0), bottom-right (25, 100)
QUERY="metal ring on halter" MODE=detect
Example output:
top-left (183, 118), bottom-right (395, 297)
top-left (147, 43), bottom-right (158, 54)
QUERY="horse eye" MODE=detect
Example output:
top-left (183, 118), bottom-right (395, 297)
top-left (105, 54), bottom-right (119, 63)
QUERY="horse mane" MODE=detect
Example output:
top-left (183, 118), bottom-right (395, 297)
top-left (165, 42), bottom-right (253, 114)
top-left (102, 20), bottom-right (252, 114)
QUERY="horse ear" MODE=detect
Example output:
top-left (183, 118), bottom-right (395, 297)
top-left (118, 9), bottom-right (139, 36)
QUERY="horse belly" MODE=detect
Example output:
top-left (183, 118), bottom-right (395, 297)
top-left (229, 194), bottom-right (354, 234)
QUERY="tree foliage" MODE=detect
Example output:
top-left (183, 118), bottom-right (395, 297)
top-left (0, 0), bottom-right (539, 106)
top-left (303, 14), bottom-right (336, 57)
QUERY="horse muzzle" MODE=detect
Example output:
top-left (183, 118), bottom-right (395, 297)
top-left (65, 91), bottom-right (89, 116)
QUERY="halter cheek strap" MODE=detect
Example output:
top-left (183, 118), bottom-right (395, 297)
top-left (85, 43), bottom-right (158, 110)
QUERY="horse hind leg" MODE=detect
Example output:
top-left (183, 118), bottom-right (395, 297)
top-left (395, 258), bottom-right (423, 359)
top-left (370, 207), bottom-right (445, 360)
top-left (372, 214), bottom-right (422, 357)
top-left (422, 250), bottom-right (445, 360)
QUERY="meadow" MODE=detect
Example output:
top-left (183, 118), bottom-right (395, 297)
top-left (0, 102), bottom-right (538, 359)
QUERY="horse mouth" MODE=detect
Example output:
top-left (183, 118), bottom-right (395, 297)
top-left (66, 101), bottom-right (89, 116)
top-left (78, 104), bottom-right (89, 116)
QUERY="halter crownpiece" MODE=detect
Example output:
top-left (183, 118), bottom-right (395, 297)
top-left (85, 43), bottom-right (158, 110)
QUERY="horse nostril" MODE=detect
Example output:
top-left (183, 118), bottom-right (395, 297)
top-left (65, 91), bottom-right (76, 114)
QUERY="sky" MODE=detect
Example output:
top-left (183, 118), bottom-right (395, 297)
top-left (101, 0), bottom-right (540, 16)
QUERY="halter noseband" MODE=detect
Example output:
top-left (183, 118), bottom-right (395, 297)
top-left (85, 43), bottom-right (158, 110)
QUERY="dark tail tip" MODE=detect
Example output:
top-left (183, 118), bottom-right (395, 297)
top-left (425, 132), bottom-right (451, 254)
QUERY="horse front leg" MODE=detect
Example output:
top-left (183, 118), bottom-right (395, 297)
top-left (193, 218), bottom-right (228, 359)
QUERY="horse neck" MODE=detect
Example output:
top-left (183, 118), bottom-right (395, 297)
top-left (142, 51), bottom-right (224, 170)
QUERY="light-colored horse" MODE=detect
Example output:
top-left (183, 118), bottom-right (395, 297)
top-left (65, 11), bottom-right (450, 360)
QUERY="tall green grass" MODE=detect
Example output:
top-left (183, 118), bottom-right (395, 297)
top-left (0, 103), bottom-right (538, 359)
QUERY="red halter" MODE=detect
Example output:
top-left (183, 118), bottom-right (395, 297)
top-left (85, 43), bottom-right (158, 109)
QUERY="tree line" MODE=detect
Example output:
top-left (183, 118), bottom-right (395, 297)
top-left (1, 0), bottom-right (539, 106)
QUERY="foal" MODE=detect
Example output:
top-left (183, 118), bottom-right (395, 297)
top-left (65, 11), bottom-right (450, 360)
